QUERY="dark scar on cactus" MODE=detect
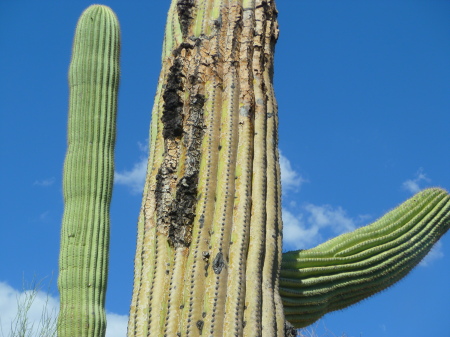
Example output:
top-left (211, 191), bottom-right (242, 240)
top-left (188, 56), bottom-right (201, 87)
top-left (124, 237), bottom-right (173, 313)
top-left (196, 320), bottom-right (204, 333)
top-left (284, 321), bottom-right (297, 337)
top-left (176, 0), bottom-right (195, 38)
top-left (212, 252), bottom-right (225, 274)
top-left (199, 214), bottom-right (205, 228)
top-left (168, 173), bottom-right (198, 246)
top-left (162, 58), bottom-right (184, 140)
top-left (159, 55), bottom-right (206, 247)
top-left (169, 93), bottom-right (205, 247)
top-left (173, 42), bottom-right (195, 57)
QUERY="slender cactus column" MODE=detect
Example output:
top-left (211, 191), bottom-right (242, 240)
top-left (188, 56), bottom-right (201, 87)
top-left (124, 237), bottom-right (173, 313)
top-left (58, 5), bottom-right (120, 337)
top-left (128, 1), bottom-right (284, 336)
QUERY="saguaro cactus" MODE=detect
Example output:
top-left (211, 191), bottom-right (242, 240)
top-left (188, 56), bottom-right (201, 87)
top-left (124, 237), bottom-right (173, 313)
top-left (58, 5), bottom-right (120, 337)
top-left (127, 1), bottom-right (450, 336)
top-left (128, 1), bottom-right (283, 336)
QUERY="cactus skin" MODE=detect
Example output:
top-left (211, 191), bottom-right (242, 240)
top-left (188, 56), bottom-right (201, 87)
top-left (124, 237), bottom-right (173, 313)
top-left (128, 1), bottom-right (283, 336)
top-left (127, 1), bottom-right (450, 336)
top-left (280, 187), bottom-right (450, 328)
top-left (57, 5), bottom-right (120, 337)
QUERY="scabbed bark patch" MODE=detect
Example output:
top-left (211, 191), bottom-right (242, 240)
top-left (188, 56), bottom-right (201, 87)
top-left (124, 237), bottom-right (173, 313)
top-left (162, 59), bottom-right (184, 140)
top-left (212, 252), bottom-right (225, 274)
top-left (177, 0), bottom-right (195, 38)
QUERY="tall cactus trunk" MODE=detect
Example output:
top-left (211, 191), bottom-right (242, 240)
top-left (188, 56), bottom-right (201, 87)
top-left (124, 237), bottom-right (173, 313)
top-left (58, 5), bottom-right (120, 337)
top-left (128, 0), bottom-right (284, 336)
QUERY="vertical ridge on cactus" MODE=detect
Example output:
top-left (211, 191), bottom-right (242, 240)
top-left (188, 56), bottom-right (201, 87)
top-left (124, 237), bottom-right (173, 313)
top-left (279, 187), bottom-right (450, 329)
top-left (58, 5), bottom-right (120, 337)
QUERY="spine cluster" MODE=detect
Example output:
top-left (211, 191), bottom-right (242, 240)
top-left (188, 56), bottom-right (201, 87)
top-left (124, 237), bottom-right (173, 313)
top-left (128, 1), bottom-right (283, 336)
top-left (58, 5), bottom-right (120, 337)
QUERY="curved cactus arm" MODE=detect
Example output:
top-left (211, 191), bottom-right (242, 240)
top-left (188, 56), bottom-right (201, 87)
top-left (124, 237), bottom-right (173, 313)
top-left (57, 5), bottom-right (120, 337)
top-left (279, 187), bottom-right (450, 329)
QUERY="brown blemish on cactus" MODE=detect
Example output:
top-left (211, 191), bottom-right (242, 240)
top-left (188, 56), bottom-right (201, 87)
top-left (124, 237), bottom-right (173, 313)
top-left (212, 252), bottom-right (225, 274)
top-left (177, 0), bottom-right (195, 38)
top-left (162, 58), bottom-right (184, 140)
top-left (168, 92), bottom-right (205, 247)
top-left (157, 40), bottom-right (207, 248)
top-left (196, 320), bottom-right (204, 333)
top-left (173, 41), bottom-right (194, 57)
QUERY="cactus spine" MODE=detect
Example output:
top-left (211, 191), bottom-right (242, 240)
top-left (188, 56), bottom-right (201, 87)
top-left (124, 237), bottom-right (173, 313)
top-left (127, 1), bottom-right (450, 336)
top-left (58, 5), bottom-right (120, 337)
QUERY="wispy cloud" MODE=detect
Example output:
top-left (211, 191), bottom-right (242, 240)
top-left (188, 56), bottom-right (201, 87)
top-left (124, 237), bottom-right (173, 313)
top-left (282, 209), bottom-right (318, 250)
top-left (283, 204), bottom-right (359, 250)
top-left (0, 282), bottom-right (128, 337)
top-left (115, 157), bottom-right (147, 194)
top-left (105, 313), bottom-right (129, 337)
top-left (33, 177), bottom-right (55, 187)
top-left (402, 168), bottom-right (430, 194)
top-left (0, 281), bottom-right (59, 336)
top-left (115, 141), bottom-right (148, 194)
top-left (304, 203), bottom-right (356, 235)
top-left (279, 151), bottom-right (307, 193)
top-left (279, 151), bottom-right (362, 250)
top-left (39, 211), bottom-right (51, 222)
top-left (419, 240), bottom-right (444, 267)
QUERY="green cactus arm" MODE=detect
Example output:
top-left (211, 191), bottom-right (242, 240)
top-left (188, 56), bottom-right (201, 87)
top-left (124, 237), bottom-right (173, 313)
top-left (57, 5), bottom-right (120, 337)
top-left (279, 187), bottom-right (450, 329)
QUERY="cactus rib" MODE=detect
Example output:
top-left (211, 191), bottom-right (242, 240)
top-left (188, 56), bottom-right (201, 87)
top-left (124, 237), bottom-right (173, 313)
top-left (58, 5), bottom-right (120, 337)
top-left (280, 188), bottom-right (450, 328)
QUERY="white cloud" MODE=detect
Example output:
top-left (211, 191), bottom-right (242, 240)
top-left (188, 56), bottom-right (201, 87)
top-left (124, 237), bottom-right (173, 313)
top-left (282, 208), bottom-right (320, 250)
top-left (105, 313), bottom-right (129, 337)
top-left (278, 151), bottom-right (359, 250)
top-left (0, 282), bottom-right (128, 337)
top-left (402, 168), bottom-right (430, 194)
top-left (0, 281), bottom-right (59, 336)
top-left (33, 177), bottom-right (55, 187)
top-left (115, 157), bottom-right (147, 194)
top-left (39, 211), bottom-right (51, 222)
top-left (115, 141), bottom-right (148, 194)
top-left (304, 203), bottom-right (356, 235)
top-left (282, 204), bottom-right (358, 250)
top-left (279, 151), bottom-right (306, 193)
top-left (419, 240), bottom-right (444, 267)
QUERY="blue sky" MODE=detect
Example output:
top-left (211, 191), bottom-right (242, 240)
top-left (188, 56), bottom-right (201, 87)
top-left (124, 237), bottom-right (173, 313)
top-left (1, 1), bottom-right (449, 336)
